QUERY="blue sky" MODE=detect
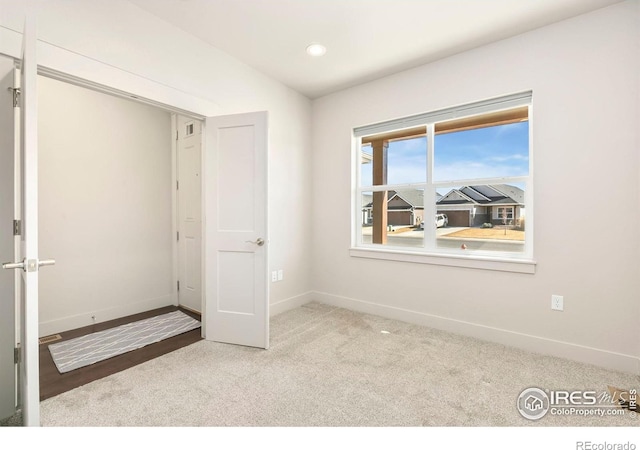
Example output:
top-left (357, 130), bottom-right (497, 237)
top-left (361, 121), bottom-right (529, 186)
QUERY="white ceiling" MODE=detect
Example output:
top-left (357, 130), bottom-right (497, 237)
top-left (129, 0), bottom-right (622, 99)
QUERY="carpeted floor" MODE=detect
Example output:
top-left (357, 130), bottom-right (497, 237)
top-left (40, 302), bottom-right (639, 426)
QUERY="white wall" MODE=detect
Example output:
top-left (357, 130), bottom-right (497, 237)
top-left (0, 0), bottom-right (313, 322)
top-left (311, 1), bottom-right (640, 373)
top-left (38, 76), bottom-right (173, 335)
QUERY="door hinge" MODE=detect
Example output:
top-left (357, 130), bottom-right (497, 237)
top-left (176, 180), bottom-right (179, 190)
top-left (14, 345), bottom-right (20, 364)
top-left (176, 130), bottom-right (178, 140)
top-left (177, 280), bottom-right (180, 292)
top-left (8, 87), bottom-right (20, 108)
top-left (177, 231), bottom-right (179, 241)
top-left (13, 219), bottom-right (21, 236)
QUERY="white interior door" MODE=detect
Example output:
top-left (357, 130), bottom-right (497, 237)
top-left (17, 13), bottom-right (41, 427)
top-left (0, 54), bottom-right (16, 422)
top-left (1, 13), bottom-right (53, 427)
top-left (204, 111), bottom-right (269, 349)
top-left (177, 115), bottom-right (202, 313)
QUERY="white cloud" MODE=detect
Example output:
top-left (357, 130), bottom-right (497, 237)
top-left (488, 154), bottom-right (529, 163)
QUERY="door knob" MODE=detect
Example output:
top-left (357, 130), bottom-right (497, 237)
top-left (2, 258), bottom-right (56, 272)
top-left (245, 238), bottom-right (265, 246)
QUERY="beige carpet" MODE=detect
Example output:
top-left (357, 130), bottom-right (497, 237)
top-left (40, 302), bottom-right (639, 427)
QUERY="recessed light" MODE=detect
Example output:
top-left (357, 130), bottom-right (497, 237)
top-left (306, 43), bottom-right (326, 57)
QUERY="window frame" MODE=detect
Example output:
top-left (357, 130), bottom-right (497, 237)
top-left (351, 92), bottom-right (535, 273)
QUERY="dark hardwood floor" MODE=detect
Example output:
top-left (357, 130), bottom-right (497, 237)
top-left (39, 305), bottom-right (202, 401)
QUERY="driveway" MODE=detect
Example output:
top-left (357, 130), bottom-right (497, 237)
top-left (360, 226), bottom-right (524, 253)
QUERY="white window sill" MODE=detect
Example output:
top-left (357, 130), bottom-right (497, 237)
top-left (349, 247), bottom-right (536, 274)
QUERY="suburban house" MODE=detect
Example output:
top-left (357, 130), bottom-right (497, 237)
top-left (436, 185), bottom-right (525, 228)
top-left (363, 184), bottom-right (524, 229)
top-left (387, 190), bottom-right (425, 226)
top-left (362, 190), bottom-right (443, 227)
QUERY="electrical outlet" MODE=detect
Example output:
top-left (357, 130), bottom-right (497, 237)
top-left (551, 295), bottom-right (564, 311)
top-left (271, 271), bottom-right (278, 282)
top-left (277, 269), bottom-right (283, 281)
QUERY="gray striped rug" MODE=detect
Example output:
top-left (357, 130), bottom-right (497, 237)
top-left (49, 310), bottom-right (201, 374)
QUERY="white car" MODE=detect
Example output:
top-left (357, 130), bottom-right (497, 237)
top-left (419, 214), bottom-right (448, 229)
top-left (435, 214), bottom-right (448, 228)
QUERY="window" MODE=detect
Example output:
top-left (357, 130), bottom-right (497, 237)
top-left (352, 92), bottom-right (533, 271)
top-left (496, 207), bottom-right (514, 221)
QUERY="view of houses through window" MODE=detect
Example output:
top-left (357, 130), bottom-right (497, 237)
top-left (355, 94), bottom-right (531, 258)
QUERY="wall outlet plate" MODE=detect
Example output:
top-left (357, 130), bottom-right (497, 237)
top-left (551, 294), bottom-right (564, 311)
top-left (271, 271), bottom-right (278, 282)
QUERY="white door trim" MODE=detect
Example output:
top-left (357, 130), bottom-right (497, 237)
top-left (0, 50), bottom-right (16, 423)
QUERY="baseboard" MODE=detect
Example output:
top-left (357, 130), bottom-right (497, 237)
top-left (178, 304), bottom-right (201, 316)
top-left (312, 291), bottom-right (640, 376)
top-left (270, 291), bottom-right (314, 317)
top-left (38, 294), bottom-right (175, 337)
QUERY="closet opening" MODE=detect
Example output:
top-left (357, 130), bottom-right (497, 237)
top-left (37, 75), bottom-right (204, 399)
